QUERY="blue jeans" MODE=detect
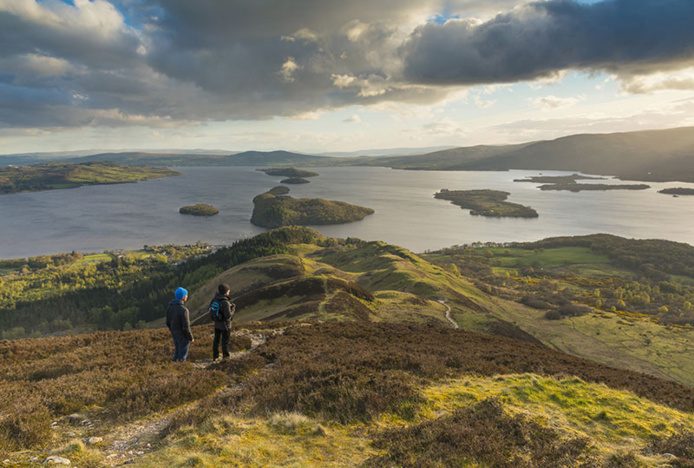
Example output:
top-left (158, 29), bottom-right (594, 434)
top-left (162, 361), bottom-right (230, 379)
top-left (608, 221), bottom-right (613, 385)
top-left (171, 330), bottom-right (190, 362)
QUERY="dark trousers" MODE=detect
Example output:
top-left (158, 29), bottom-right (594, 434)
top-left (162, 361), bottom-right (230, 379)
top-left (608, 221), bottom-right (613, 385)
top-left (213, 328), bottom-right (230, 359)
top-left (171, 330), bottom-right (190, 362)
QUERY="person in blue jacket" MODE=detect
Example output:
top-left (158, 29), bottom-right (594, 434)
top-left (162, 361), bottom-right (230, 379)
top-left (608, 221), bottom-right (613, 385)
top-left (166, 287), bottom-right (194, 362)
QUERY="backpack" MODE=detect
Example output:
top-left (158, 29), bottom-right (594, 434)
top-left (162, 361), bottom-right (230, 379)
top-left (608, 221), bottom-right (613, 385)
top-left (208, 299), bottom-right (223, 322)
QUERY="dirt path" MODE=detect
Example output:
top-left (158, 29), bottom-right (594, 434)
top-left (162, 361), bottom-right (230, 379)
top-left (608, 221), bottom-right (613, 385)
top-left (100, 329), bottom-right (277, 466)
top-left (439, 299), bottom-right (458, 329)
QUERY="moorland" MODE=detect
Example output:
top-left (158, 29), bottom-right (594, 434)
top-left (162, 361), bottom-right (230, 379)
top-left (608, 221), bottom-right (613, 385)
top-left (1, 227), bottom-right (694, 466)
top-left (0, 162), bottom-right (181, 194)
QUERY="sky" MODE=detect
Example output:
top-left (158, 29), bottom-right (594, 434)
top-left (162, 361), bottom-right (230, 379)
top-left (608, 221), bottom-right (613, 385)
top-left (1, 0), bottom-right (694, 155)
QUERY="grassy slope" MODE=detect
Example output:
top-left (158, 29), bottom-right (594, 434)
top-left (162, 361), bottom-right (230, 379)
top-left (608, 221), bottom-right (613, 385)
top-left (426, 244), bottom-right (694, 387)
top-left (188, 240), bottom-right (533, 343)
top-left (187, 235), bottom-right (694, 387)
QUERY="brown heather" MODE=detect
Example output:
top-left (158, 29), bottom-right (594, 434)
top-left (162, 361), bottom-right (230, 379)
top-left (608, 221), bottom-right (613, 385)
top-left (0, 324), bottom-right (253, 452)
top-left (2, 320), bottom-right (694, 462)
top-left (219, 322), bottom-right (694, 423)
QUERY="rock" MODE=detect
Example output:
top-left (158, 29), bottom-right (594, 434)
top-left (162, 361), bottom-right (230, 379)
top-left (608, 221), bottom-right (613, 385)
top-left (43, 456), bottom-right (71, 465)
top-left (662, 453), bottom-right (678, 460)
top-left (85, 437), bottom-right (103, 445)
top-left (66, 414), bottom-right (81, 424)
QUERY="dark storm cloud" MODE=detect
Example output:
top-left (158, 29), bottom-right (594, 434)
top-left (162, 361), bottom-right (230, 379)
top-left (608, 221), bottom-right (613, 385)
top-left (0, 0), bottom-right (693, 130)
top-left (401, 0), bottom-right (694, 85)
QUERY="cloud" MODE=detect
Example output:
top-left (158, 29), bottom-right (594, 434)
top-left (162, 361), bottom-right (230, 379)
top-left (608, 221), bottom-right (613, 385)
top-left (1, 0), bottom-right (693, 132)
top-left (420, 117), bottom-right (468, 136)
top-left (474, 96), bottom-right (497, 109)
top-left (620, 67), bottom-right (694, 93)
top-left (533, 95), bottom-right (585, 110)
top-left (344, 115), bottom-right (362, 123)
top-left (401, 0), bottom-right (694, 85)
top-left (493, 97), bottom-right (694, 141)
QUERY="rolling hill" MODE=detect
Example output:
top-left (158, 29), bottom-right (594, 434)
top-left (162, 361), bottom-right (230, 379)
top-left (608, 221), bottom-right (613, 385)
top-left (2, 227), bottom-right (694, 465)
top-left (68, 150), bottom-right (330, 167)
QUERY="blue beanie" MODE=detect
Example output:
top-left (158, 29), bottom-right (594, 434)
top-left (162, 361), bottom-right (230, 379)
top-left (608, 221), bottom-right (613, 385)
top-left (175, 287), bottom-right (188, 300)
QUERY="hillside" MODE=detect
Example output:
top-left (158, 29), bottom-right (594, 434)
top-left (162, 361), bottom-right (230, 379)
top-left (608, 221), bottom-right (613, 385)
top-left (1, 322), bottom-right (693, 466)
top-left (2, 228), bottom-right (694, 465)
top-left (0, 162), bottom-right (181, 194)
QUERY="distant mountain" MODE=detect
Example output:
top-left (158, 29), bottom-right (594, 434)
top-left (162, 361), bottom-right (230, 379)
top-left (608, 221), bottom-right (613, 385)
top-left (69, 150), bottom-right (330, 167)
top-left (463, 127), bottom-right (694, 182)
top-left (320, 146), bottom-right (457, 157)
top-left (359, 143), bottom-right (533, 170)
top-left (377, 127), bottom-right (694, 182)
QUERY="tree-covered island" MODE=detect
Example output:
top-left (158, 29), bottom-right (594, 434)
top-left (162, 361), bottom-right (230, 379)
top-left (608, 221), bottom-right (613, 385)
top-left (0, 161), bottom-right (181, 194)
top-left (258, 167), bottom-right (319, 178)
top-left (281, 177), bottom-right (310, 184)
top-left (435, 189), bottom-right (539, 218)
top-left (251, 188), bottom-right (374, 228)
top-left (659, 187), bottom-right (694, 196)
top-left (538, 183), bottom-right (650, 192)
top-left (179, 204), bottom-right (219, 216)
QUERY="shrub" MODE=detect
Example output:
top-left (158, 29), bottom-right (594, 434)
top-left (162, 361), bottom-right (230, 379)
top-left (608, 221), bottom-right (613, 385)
top-left (521, 296), bottom-right (553, 310)
top-left (650, 432), bottom-right (694, 467)
top-left (545, 310), bottom-right (562, 320)
top-left (558, 304), bottom-right (592, 317)
top-left (366, 397), bottom-right (593, 467)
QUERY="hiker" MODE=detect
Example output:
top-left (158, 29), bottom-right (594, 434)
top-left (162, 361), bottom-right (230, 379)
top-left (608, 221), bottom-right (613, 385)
top-left (209, 283), bottom-right (236, 360)
top-left (166, 287), bottom-right (194, 362)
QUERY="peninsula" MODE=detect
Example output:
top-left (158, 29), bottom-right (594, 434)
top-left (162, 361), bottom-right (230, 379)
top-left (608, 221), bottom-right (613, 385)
top-left (258, 167), bottom-right (319, 178)
top-left (538, 183), bottom-right (650, 192)
top-left (514, 174), bottom-right (605, 184)
top-left (435, 189), bottom-right (539, 218)
top-left (0, 162), bottom-right (181, 195)
top-left (179, 204), bottom-right (219, 216)
top-left (251, 188), bottom-right (374, 228)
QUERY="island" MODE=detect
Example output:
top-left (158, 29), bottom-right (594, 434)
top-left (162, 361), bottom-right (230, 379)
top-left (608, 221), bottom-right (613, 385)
top-left (658, 188), bottom-right (694, 196)
top-left (251, 189), bottom-right (374, 228)
top-left (0, 162), bottom-right (182, 195)
top-left (434, 189), bottom-right (539, 218)
top-left (179, 204), bottom-right (219, 216)
top-left (258, 167), bottom-right (319, 178)
top-left (538, 183), bottom-right (650, 192)
top-left (281, 177), bottom-right (310, 184)
top-left (514, 174), bottom-right (606, 183)
top-left (267, 185), bottom-right (290, 196)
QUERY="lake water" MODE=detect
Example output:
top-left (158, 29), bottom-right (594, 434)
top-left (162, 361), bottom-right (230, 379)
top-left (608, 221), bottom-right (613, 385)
top-left (2, 166), bottom-right (694, 259)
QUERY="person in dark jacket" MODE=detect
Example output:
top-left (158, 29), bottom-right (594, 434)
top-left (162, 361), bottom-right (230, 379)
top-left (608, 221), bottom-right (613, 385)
top-left (166, 287), bottom-right (194, 362)
top-left (210, 283), bottom-right (236, 361)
